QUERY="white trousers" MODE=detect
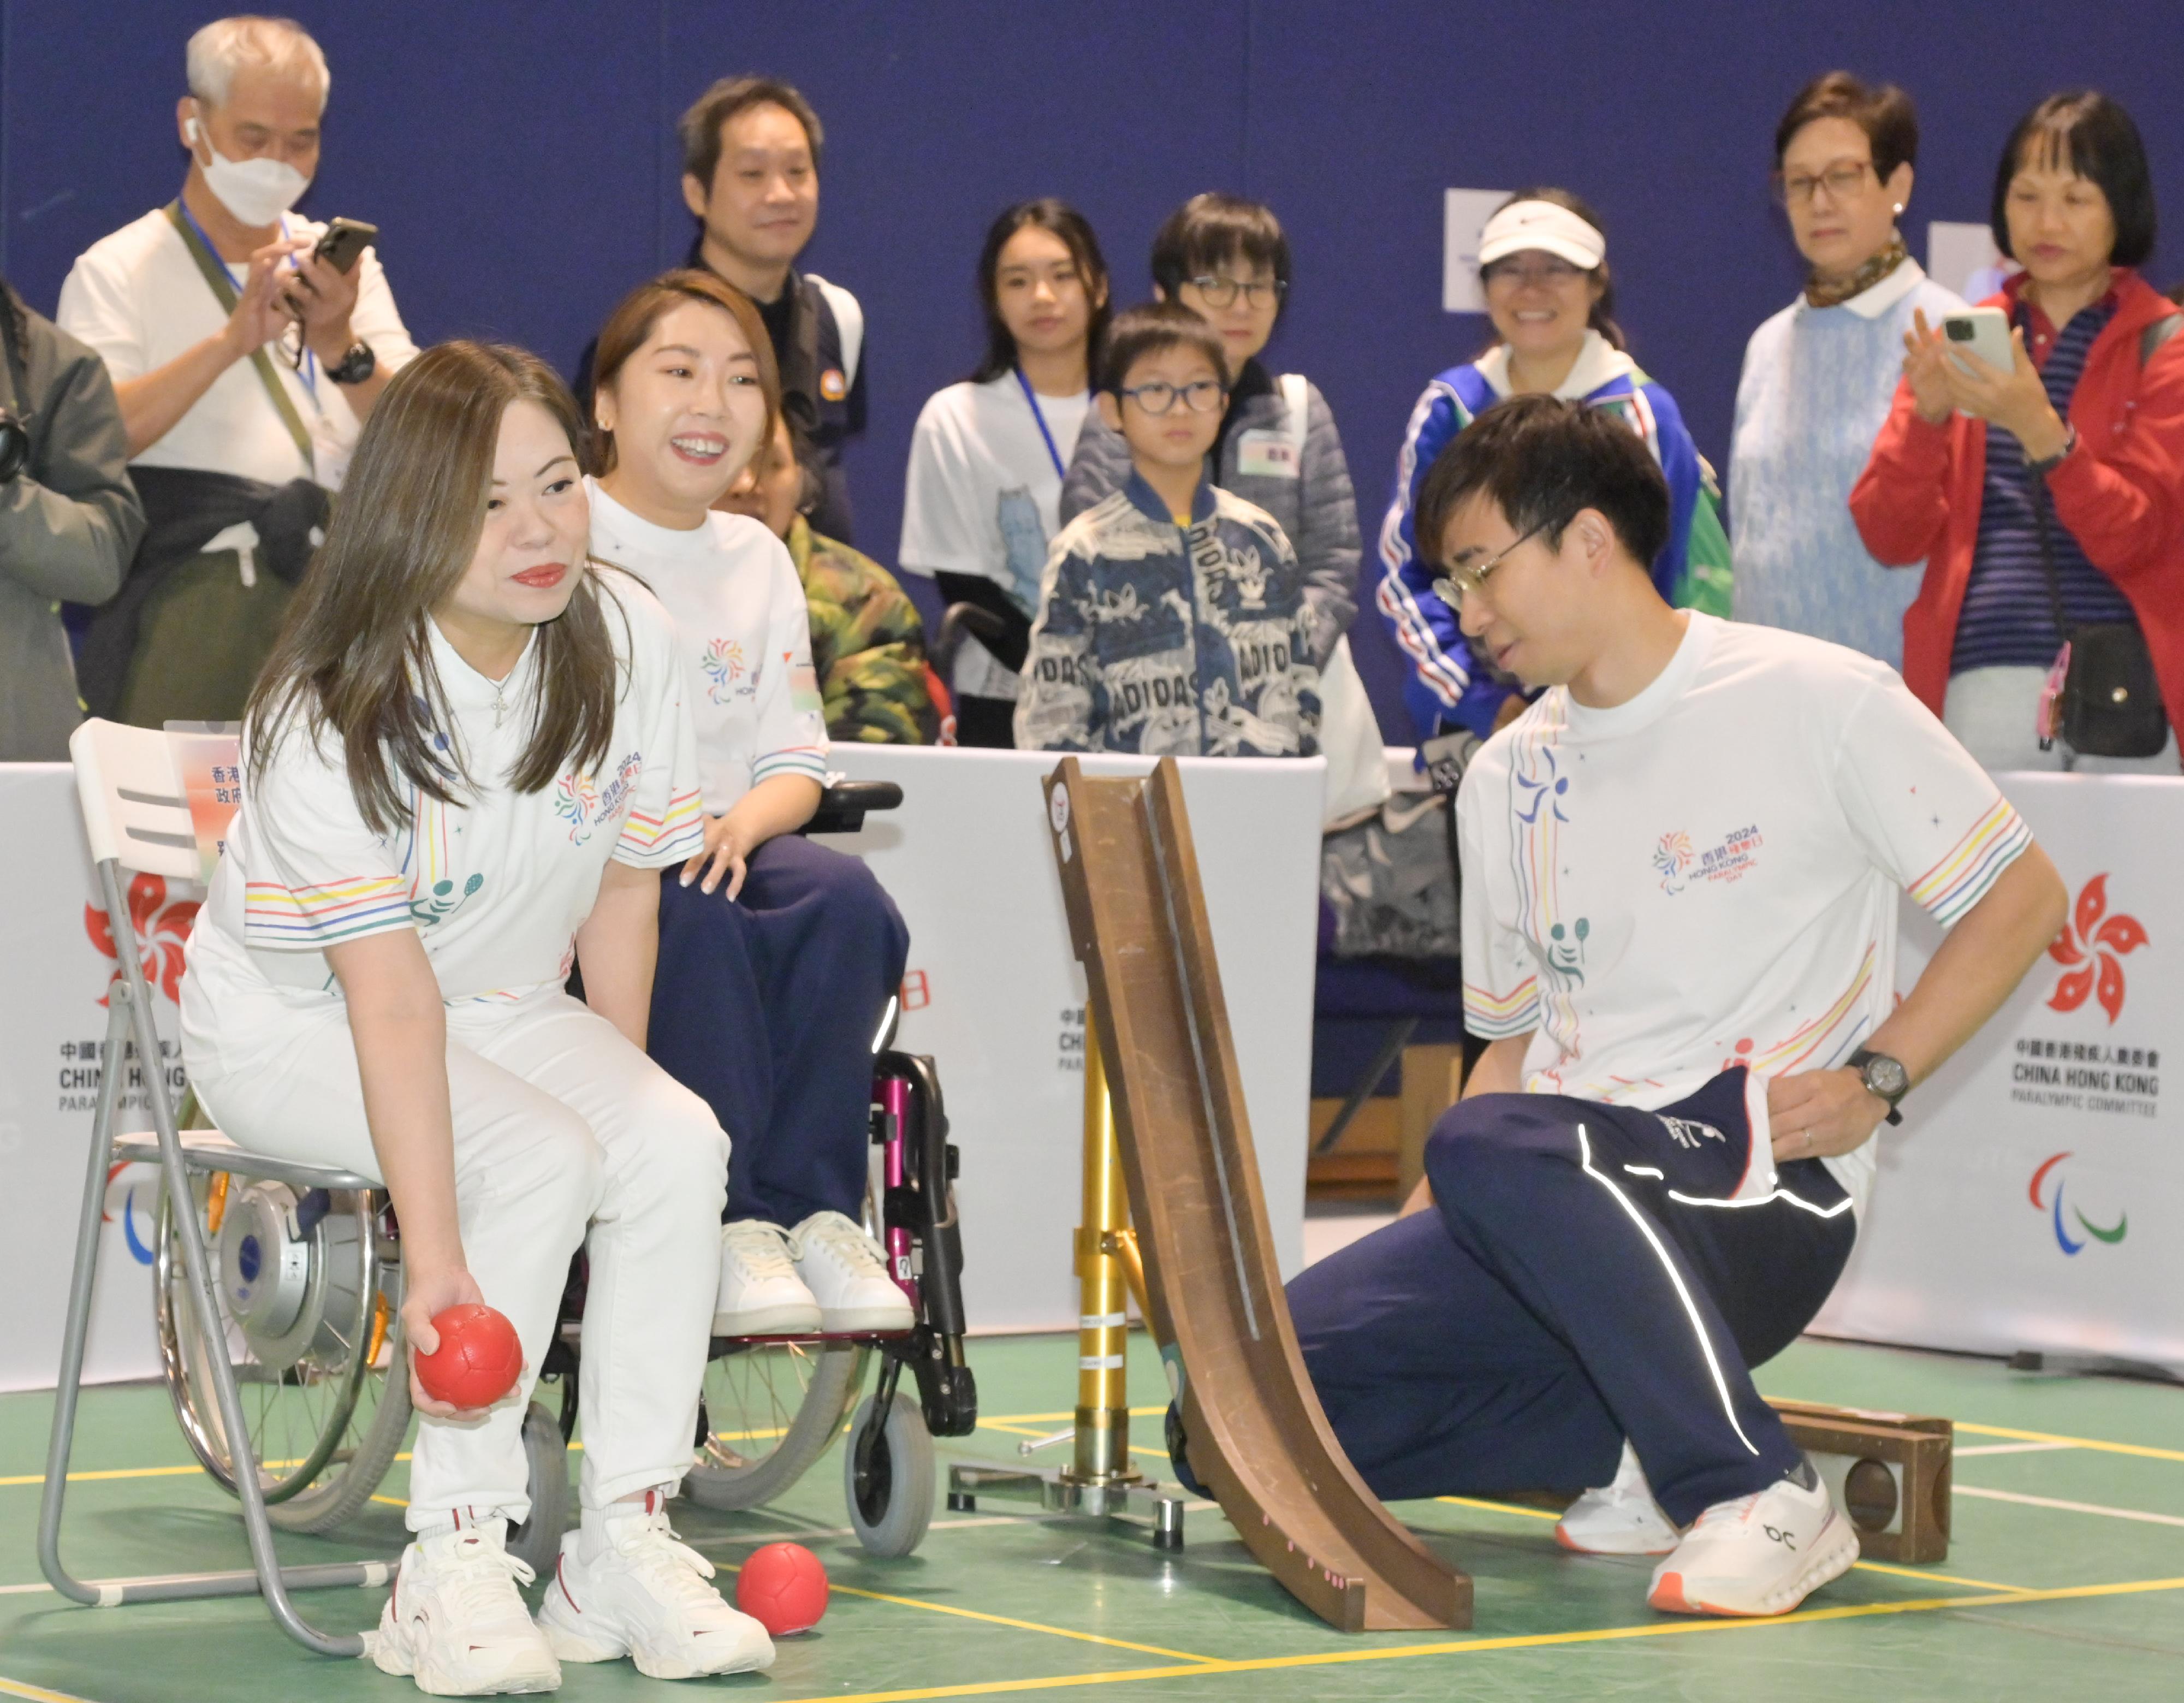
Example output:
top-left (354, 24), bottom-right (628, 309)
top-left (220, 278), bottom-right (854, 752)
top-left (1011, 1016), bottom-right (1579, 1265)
top-left (187, 987), bottom-right (727, 1529)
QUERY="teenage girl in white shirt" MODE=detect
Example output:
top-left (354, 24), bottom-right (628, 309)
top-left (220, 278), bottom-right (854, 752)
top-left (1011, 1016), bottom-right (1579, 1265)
top-left (583, 270), bottom-right (912, 1342)
top-left (178, 342), bottom-right (776, 1690)
top-left (898, 199), bottom-right (1112, 745)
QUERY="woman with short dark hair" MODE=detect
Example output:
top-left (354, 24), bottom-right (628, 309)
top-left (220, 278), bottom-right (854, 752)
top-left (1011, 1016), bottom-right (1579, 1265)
top-left (1730, 73), bottom-right (1965, 665)
top-left (1853, 90), bottom-right (2184, 772)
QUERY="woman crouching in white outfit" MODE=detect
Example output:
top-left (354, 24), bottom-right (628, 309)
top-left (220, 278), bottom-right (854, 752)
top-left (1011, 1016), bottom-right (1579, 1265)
top-left (178, 341), bottom-right (774, 1693)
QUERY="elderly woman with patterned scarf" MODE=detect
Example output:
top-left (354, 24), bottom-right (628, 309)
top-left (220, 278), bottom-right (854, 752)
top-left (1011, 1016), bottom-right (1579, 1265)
top-left (1729, 72), bottom-right (1965, 666)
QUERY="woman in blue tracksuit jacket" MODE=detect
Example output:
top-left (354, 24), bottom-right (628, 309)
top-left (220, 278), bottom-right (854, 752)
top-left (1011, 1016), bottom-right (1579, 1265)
top-left (1376, 189), bottom-right (1731, 741)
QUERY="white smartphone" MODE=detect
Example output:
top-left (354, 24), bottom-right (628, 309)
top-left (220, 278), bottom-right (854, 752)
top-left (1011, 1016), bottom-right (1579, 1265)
top-left (1941, 307), bottom-right (2013, 378)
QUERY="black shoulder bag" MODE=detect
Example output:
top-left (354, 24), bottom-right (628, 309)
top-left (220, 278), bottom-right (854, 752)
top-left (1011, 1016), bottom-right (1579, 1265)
top-left (2031, 312), bottom-right (2179, 759)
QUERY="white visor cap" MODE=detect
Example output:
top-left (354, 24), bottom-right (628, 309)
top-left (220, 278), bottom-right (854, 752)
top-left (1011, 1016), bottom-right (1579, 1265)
top-left (1476, 200), bottom-right (1605, 271)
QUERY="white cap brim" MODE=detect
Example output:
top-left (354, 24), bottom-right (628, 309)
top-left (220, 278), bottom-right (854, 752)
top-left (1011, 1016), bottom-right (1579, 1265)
top-left (1476, 200), bottom-right (1605, 271)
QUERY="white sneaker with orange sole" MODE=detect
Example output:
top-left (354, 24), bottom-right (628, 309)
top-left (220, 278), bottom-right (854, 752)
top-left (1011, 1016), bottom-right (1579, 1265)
top-left (1648, 1469), bottom-right (1857, 1617)
top-left (1555, 1441), bottom-right (1679, 1556)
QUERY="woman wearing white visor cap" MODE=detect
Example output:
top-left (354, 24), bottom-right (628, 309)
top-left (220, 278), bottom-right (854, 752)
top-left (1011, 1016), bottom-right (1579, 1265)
top-left (1375, 188), bottom-right (1730, 744)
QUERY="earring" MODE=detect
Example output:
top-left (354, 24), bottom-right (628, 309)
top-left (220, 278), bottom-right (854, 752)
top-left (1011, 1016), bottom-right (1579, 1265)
top-left (1892, 203), bottom-right (1904, 216)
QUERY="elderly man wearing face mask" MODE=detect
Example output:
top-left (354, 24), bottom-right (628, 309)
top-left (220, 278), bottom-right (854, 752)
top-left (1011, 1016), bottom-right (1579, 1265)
top-left (57, 14), bottom-right (416, 728)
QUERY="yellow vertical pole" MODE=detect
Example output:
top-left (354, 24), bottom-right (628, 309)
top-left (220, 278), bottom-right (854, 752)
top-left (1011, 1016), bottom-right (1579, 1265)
top-left (1069, 1005), bottom-right (1137, 1485)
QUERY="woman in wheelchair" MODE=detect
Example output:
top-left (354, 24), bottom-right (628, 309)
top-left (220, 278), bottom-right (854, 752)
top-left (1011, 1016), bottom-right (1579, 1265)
top-left (585, 271), bottom-right (913, 1340)
top-left (177, 341), bottom-right (778, 1693)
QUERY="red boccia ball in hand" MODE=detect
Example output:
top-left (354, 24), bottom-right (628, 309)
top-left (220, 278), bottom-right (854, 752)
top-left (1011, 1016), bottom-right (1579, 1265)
top-left (735, 1542), bottom-right (829, 1636)
top-left (413, 1304), bottom-right (523, 1409)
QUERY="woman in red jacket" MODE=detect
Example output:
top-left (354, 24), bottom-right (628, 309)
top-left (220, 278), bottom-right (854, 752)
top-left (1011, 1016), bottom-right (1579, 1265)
top-left (1851, 90), bottom-right (2184, 772)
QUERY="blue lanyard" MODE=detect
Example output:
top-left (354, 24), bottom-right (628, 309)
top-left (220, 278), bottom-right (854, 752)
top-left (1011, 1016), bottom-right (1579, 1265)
top-left (1014, 367), bottom-right (1068, 482)
top-left (181, 199), bottom-right (318, 399)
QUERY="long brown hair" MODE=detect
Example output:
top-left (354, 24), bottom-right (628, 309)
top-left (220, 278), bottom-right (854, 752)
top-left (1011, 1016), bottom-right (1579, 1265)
top-left (246, 341), bottom-right (625, 834)
top-left (589, 269), bottom-right (781, 474)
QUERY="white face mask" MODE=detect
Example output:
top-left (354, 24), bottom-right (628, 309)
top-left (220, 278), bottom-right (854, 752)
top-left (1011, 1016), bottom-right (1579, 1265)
top-left (186, 115), bottom-right (311, 228)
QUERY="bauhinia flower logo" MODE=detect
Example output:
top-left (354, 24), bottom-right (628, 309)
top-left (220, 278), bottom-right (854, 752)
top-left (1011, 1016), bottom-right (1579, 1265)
top-left (2048, 873), bottom-right (2147, 1025)
top-left (84, 873), bottom-right (198, 1007)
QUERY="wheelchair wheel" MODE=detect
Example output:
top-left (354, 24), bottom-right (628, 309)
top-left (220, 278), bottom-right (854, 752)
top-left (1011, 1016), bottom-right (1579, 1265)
top-left (155, 1171), bottom-right (403, 1524)
top-left (682, 1341), bottom-right (867, 1511)
top-left (843, 1391), bottom-right (935, 1558)
top-left (506, 1401), bottom-right (571, 1576)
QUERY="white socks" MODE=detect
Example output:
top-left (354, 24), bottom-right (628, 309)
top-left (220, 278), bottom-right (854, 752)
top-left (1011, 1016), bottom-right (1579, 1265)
top-left (579, 1486), bottom-right (671, 1563)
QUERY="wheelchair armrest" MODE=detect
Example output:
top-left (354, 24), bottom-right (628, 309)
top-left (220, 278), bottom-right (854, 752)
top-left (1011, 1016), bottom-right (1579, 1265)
top-left (804, 779), bottom-right (904, 836)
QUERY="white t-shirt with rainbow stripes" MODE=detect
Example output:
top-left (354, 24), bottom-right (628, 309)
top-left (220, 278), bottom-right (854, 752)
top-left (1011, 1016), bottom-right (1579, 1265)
top-left (1457, 612), bottom-right (2031, 1217)
top-left (182, 571), bottom-right (704, 1032)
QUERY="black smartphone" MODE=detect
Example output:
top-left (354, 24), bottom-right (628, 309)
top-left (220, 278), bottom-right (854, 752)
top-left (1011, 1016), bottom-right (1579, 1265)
top-left (312, 217), bottom-right (379, 275)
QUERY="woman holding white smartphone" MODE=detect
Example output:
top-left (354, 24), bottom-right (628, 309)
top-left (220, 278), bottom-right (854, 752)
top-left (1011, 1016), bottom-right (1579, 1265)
top-left (1852, 89), bottom-right (2184, 772)
top-left (1729, 73), bottom-right (1963, 667)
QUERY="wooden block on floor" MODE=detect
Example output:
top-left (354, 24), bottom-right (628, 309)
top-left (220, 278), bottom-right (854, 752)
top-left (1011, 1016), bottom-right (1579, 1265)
top-left (1309, 1096), bottom-right (1399, 1153)
top-left (1770, 1398), bottom-right (1952, 1563)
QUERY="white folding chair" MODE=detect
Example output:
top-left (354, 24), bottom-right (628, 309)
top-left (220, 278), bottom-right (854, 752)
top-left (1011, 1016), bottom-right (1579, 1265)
top-left (37, 718), bottom-right (390, 1657)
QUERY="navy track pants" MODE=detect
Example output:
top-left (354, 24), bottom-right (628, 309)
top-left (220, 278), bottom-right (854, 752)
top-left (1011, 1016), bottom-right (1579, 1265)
top-left (647, 834), bottom-right (909, 1227)
top-left (1288, 1068), bottom-right (1855, 1524)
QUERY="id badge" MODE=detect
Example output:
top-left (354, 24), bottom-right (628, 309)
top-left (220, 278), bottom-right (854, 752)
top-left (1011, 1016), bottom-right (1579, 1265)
top-left (1235, 428), bottom-right (1301, 480)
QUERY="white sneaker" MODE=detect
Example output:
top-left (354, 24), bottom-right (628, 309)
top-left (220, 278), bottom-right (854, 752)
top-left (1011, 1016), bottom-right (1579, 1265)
top-left (788, 1210), bottom-right (916, 1333)
top-left (1556, 1441), bottom-right (1679, 1555)
top-left (371, 1520), bottom-right (561, 1695)
top-left (1648, 1467), bottom-right (1859, 1616)
top-left (535, 1502), bottom-right (775, 1680)
top-left (714, 1220), bottom-right (822, 1336)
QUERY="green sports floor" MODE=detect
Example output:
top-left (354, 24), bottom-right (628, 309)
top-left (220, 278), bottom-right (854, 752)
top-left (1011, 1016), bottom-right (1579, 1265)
top-left (3, 1330), bottom-right (2180, 1702)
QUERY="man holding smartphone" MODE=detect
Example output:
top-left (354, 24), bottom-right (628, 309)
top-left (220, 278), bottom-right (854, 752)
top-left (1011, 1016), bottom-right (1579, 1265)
top-left (57, 14), bottom-right (416, 727)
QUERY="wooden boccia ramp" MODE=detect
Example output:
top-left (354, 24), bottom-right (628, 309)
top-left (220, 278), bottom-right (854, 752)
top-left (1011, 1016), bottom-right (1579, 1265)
top-left (1041, 756), bottom-right (1467, 1633)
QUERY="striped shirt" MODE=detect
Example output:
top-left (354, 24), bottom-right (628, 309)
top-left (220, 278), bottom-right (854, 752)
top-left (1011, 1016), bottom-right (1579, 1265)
top-left (1951, 297), bottom-right (2136, 674)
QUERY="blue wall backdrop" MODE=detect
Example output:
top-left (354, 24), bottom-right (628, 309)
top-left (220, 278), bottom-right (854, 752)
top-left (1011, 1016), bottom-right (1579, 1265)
top-left (6, 1), bottom-right (2179, 737)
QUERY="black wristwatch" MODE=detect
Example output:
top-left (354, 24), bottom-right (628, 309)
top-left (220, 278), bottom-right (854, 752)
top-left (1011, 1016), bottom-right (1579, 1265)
top-left (327, 341), bottom-right (377, 385)
top-left (1847, 1049), bottom-right (1909, 1126)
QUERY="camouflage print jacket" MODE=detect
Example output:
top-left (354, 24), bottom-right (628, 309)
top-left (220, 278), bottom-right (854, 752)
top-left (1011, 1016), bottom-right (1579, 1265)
top-left (788, 515), bottom-right (938, 745)
top-left (1014, 472), bottom-right (1320, 757)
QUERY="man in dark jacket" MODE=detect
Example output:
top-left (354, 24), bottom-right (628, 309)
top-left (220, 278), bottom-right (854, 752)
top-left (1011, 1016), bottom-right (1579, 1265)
top-left (0, 283), bottom-right (145, 759)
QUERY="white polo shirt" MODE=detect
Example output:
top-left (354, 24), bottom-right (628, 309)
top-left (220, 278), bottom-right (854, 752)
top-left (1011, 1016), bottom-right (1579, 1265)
top-left (180, 572), bottom-right (703, 1061)
top-left (585, 479), bottom-right (829, 815)
top-left (57, 205), bottom-right (418, 489)
top-left (1457, 614), bottom-right (2032, 1216)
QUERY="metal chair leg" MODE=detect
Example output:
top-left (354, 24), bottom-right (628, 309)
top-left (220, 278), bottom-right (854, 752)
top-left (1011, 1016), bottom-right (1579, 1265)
top-left (38, 861), bottom-right (392, 1657)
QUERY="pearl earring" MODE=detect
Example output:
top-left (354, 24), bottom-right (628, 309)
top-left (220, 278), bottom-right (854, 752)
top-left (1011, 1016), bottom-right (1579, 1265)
top-left (1892, 203), bottom-right (1904, 215)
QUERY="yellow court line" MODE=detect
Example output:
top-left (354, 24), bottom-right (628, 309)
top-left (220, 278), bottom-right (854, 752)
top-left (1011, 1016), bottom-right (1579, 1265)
top-left (803, 1574), bottom-right (2184, 1703)
top-left (1435, 1493), bottom-right (1555, 1521)
top-left (0, 1676), bottom-right (97, 1703)
top-left (0, 1464), bottom-right (201, 1488)
top-left (1952, 1421), bottom-right (2184, 1464)
top-left (710, 1554), bottom-right (1213, 1664)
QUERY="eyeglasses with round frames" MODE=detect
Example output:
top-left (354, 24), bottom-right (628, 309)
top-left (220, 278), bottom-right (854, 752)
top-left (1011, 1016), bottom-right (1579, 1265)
top-left (1186, 274), bottom-right (1286, 309)
top-left (1772, 159), bottom-right (1876, 207)
top-left (1432, 514), bottom-right (1559, 608)
top-left (1118, 378), bottom-right (1226, 416)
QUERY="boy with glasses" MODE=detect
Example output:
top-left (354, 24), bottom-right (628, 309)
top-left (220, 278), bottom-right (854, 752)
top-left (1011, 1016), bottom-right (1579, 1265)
top-left (1016, 303), bottom-right (1320, 755)
top-left (1286, 395), bottom-right (2066, 1617)
top-left (1060, 194), bottom-right (1357, 669)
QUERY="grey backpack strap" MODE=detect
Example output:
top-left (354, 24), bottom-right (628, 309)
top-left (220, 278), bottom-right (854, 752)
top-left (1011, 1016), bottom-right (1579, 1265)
top-left (2141, 311), bottom-right (2183, 367)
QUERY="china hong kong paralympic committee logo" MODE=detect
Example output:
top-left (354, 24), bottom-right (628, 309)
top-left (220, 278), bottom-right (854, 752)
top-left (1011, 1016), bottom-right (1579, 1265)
top-left (2048, 873), bottom-right (2147, 1025)
top-left (84, 873), bottom-right (198, 1006)
top-left (2028, 1152), bottom-right (2126, 1255)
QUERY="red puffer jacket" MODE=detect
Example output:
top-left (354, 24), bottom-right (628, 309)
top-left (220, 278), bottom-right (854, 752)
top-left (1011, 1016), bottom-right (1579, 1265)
top-left (1849, 269), bottom-right (2184, 734)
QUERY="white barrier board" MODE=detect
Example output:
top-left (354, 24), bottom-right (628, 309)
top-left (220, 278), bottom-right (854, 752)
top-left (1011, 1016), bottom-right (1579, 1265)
top-left (827, 747), bottom-right (1324, 1332)
top-left (0, 751), bottom-right (1323, 1390)
top-left (1814, 773), bottom-right (2184, 1374)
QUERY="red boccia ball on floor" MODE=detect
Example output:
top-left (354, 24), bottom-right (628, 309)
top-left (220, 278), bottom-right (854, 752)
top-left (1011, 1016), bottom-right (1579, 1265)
top-left (735, 1542), bottom-right (830, 1636)
top-left (413, 1304), bottom-right (523, 1409)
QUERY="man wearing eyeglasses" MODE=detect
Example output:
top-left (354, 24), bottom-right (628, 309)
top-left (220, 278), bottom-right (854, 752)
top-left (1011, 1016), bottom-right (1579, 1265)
top-left (56, 16), bottom-right (415, 728)
top-left (1284, 395), bottom-right (2066, 1617)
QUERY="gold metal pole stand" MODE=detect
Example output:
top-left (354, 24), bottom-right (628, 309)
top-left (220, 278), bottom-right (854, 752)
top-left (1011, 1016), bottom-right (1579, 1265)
top-left (945, 1010), bottom-right (1187, 1547)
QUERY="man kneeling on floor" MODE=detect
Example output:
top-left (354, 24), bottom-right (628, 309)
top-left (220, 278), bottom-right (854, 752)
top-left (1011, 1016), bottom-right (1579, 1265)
top-left (1285, 394), bottom-right (2066, 1618)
